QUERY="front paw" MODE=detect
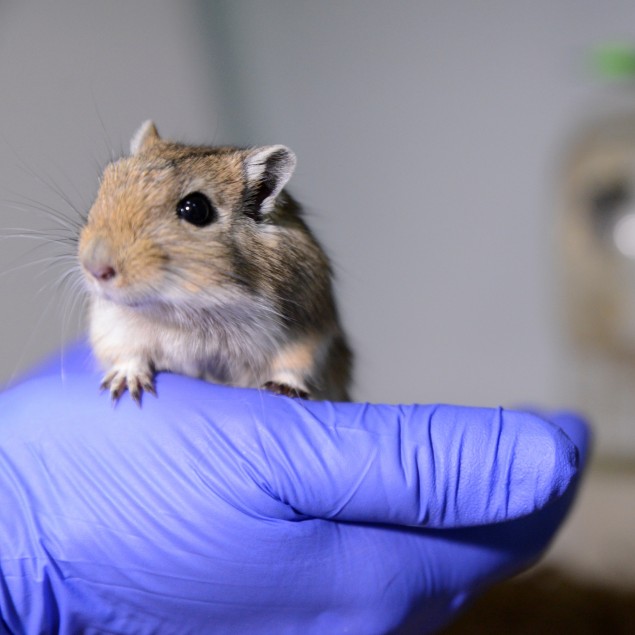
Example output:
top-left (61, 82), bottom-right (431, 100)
top-left (262, 381), bottom-right (310, 399)
top-left (100, 359), bottom-right (156, 406)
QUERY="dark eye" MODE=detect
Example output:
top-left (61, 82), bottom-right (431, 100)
top-left (176, 192), bottom-right (216, 227)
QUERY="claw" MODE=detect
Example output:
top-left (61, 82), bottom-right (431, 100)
top-left (100, 370), bottom-right (117, 392)
top-left (110, 381), bottom-right (126, 402)
top-left (130, 388), bottom-right (142, 407)
top-left (128, 377), bottom-right (141, 406)
top-left (142, 381), bottom-right (157, 397)
top-left (262, 381), bottom-right (310, 399)
top-left (98, 360), bottom-right (155, 407)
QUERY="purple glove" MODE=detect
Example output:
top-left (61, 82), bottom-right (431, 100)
top-left (0, 344), bottom-right (589, 634)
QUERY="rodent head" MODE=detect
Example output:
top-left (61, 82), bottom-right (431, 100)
top-left (78, 121), bottom-right (299, 314)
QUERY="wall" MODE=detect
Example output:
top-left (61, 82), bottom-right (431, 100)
top-left (197, 1), bottom-right (635, 417)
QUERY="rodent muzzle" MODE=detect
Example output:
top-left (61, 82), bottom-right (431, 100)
top-left (79, 236), bottom-right (118, 284)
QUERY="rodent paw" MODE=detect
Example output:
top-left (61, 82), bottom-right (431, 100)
top-left (262, 381), bottom-right (310, 399)
top-left (100, 362), bottom-right (156, 407)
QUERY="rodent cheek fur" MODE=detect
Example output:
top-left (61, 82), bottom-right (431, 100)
top-left (79, 203), bottom-right (239, 309)
top-left (79, 158), bottom-right (244, 307)
top-left (80, 233), bottom-right (167, 299)
top-left (79, 211), bottom-right (172, 302)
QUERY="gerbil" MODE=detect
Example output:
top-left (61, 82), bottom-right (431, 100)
top-left (78, 121), bottom-right (351, 404)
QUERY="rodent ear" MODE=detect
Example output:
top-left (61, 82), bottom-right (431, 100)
top-left (130, 120), bottom-right (161, 155)
top-left (244, 145), bottom-right (296, 217)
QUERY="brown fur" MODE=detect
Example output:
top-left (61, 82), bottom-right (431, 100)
top-left (78, 121), bottom-right (352, 403)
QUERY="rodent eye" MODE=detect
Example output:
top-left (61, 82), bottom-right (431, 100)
top-left (176, 192), bottom-right (217, 227)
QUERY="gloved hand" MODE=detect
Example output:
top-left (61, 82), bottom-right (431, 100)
top-left (0, 343), bottom-right (589, 635)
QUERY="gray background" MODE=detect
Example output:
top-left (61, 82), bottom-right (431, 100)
top-left (0, 2), bottom-right (633, 417)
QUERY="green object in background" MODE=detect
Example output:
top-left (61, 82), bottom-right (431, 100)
top-left (592, 43), bottom-right (635, 80)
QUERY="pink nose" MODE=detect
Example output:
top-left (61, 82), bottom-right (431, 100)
top-left (89, 264), bottom-right (117, 282)
top-left (80, 237), bottom-right (117, 283)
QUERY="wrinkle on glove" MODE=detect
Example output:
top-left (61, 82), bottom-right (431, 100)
top-left (248, 400), bottom-right (578, 527)
top-left (0, 348), bottom-right (588, 635)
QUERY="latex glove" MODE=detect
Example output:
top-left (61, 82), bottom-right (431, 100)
top-left (0, 344), bottom-right (589, 635)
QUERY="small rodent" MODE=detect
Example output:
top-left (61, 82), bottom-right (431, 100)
top-left (78, 121), bottom-right (352, 404)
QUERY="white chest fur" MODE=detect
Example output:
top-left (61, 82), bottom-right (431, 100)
top-left (89, 294), bottom-right (286, 387)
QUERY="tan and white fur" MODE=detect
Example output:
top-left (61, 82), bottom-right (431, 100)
top-left (78, 121), bottom-right (351, 404)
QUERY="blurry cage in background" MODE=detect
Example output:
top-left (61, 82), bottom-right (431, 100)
top-left (560, 44), bottom-right (635, 460)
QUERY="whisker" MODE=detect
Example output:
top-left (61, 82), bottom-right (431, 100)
top-left (0, 232), bottom-right (77, 248)
top-left (0, 143), bottom-right (90, 385)
top-left (0, 254), bottom-right (75, 279)
top-left (58, 269), bottom-right (87, 350)
top-left (1, 196), bottom-right (84, 232)
top-left (91, 92), bottom-right (118, 164)
top-left (33, 258), bottom-right (78, 288)
top-left (3, 278), bottom-right (64, 388)
top-left (3, 147), bottom-right (86, 226)
top-left (0, 224), bottom-right (75, 237)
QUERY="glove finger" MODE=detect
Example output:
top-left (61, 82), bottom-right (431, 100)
top-left (535, 410), bottom-right (591, 470)
top-left (236, 396), bottom-right (582, 528)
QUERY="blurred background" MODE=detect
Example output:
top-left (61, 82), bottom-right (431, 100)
top-left (2, 1), bottom-right (635, 631)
